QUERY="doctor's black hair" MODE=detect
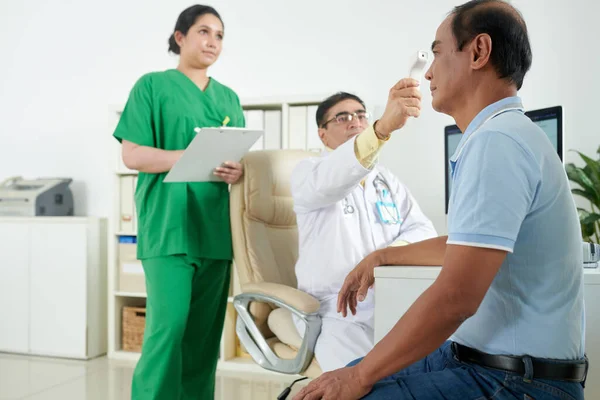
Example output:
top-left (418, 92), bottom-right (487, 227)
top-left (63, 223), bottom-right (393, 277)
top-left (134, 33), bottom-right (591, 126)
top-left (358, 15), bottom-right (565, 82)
top-left (316, 92), bottom-right (366, 128)
top-left (450, 0), bottom-right (532, 90)
top-left (168, 5), bottom-right (224, 55)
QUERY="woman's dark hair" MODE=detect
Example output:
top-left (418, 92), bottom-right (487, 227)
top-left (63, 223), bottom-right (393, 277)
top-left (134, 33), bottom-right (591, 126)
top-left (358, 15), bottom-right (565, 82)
top-left (168, 5), bottom-right (224, 55)
top-left (450, 0), bottom-right (532, 90)
top-left (316, 92), bottom-right (366, 128)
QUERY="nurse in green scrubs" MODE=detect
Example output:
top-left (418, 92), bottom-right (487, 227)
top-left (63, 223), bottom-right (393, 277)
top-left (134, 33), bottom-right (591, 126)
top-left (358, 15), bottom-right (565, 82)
top-left (112, 5), bottom-right (244, 400)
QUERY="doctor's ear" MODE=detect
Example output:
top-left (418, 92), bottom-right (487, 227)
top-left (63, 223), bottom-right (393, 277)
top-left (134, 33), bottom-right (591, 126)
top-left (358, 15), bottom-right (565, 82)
top-left (318, 128), bottom-right (328, 147)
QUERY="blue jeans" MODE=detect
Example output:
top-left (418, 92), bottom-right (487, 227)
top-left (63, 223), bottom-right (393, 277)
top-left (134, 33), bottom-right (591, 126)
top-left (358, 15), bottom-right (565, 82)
top-left (347, 341), bottom-right (585, 400)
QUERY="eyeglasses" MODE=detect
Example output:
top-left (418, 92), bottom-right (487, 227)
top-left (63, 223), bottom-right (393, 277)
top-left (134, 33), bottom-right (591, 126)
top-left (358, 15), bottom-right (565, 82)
top-left (321, 111), bottom-right (370, 128)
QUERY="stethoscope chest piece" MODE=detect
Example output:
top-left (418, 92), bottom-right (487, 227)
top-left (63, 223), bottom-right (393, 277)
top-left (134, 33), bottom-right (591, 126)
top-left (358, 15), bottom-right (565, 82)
top-left (343, 198), bottom-right (355, 214)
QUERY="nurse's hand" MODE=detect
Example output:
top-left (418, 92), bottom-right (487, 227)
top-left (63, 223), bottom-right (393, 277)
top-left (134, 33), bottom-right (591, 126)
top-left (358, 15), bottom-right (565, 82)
top-left (214, 161), bottom-right (243, 184)
top-left (292, 365), bottom-right (371, 400)
top-left (376, 78), bottom-right (422, 137)
top-left (337, 251), bottom-right (383, 317)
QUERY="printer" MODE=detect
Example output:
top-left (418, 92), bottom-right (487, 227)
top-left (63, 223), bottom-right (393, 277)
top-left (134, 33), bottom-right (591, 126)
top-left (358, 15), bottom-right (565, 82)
top-left (0, 176), bottom-right (74, 217)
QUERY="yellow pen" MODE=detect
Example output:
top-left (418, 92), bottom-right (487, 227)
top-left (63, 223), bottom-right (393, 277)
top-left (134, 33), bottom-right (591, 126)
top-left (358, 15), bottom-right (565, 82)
top-left (222, 116), bottom-right (230, 126)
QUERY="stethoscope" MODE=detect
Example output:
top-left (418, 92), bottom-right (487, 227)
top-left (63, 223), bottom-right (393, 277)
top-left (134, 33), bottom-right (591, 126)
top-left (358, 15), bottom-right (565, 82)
top-left (343, 174), bottom-right (402, 224)
top-left (343, 198), bottom-right (355, 214)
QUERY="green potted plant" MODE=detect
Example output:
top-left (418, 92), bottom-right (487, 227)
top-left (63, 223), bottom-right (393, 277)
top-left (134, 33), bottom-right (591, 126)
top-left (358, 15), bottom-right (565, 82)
top-left (566, 146), bottom-right (600, 244)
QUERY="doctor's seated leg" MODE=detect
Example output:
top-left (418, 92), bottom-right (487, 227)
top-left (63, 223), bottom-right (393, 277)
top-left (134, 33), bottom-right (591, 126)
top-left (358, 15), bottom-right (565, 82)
top-left (293, 295), bottom-right (376, 372)
top-left (313, 317), bottom-right (374, 372)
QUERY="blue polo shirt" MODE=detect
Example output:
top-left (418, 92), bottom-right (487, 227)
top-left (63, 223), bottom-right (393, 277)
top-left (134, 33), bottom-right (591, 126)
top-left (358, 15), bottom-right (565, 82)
top-left (447, 96), bottom-right (585, 360)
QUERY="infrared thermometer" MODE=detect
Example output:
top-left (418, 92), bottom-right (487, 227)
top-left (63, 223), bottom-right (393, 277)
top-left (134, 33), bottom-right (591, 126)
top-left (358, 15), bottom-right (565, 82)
top-left (408, 50), bottom-right (429, 86)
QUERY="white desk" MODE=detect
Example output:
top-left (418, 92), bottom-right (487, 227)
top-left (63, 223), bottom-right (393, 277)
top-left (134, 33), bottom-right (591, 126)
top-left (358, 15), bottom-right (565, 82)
top-left (374, 266), bottom-right (600, 397)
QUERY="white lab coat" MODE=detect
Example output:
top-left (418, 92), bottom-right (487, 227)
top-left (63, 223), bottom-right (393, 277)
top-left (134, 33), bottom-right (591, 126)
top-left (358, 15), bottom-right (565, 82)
top-left (290, 136), bottom-right (437, 372)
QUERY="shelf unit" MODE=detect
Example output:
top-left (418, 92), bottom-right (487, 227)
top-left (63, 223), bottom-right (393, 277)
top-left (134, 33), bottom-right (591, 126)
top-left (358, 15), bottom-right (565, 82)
top-left (240, 94), bottom-right (331, 153)
top-left (107, 95), bottom-right (323, 375)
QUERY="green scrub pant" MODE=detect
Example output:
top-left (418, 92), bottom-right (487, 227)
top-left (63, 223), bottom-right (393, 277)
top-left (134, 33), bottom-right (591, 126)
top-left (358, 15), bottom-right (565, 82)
top-left (131, 256), bottom-right (231, 400)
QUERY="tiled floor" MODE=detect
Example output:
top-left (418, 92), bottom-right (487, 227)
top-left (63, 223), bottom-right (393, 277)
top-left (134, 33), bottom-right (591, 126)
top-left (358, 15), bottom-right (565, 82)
top-left (0, 353), bottom-right (308, 400)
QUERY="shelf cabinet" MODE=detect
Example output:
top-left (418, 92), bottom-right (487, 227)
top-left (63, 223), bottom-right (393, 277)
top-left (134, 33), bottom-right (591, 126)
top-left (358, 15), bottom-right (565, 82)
top-left (0, 217), bottom-right (107, 359)
top-left (0, 222), bottom-right (30, 354)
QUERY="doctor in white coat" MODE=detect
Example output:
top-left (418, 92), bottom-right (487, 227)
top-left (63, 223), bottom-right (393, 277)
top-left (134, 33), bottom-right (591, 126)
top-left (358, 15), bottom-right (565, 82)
top-left (291, 88), bottom-right (437, 372)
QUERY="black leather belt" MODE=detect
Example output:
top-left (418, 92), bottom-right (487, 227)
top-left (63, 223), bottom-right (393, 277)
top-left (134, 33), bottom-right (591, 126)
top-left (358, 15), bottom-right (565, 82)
top-left (451, 342), bottom-right (588, 383)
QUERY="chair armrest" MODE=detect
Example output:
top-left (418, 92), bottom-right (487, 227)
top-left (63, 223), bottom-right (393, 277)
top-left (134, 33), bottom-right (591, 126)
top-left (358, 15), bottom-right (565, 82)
top-left (242, 282), bottom-right (320, 314)
top-left (234, 283), bottom-right (322, 375)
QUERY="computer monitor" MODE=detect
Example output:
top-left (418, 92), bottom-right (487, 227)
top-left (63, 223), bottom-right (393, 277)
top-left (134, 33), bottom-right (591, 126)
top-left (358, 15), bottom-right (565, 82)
top-left (444, 105), bottom-right (563, 213)
top-left (526, 106), bottom-right (563, 161)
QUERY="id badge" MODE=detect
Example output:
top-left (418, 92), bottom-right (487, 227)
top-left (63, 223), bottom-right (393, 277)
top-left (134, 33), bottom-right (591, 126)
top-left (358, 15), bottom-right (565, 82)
top-left (376, 201), bottom-right (401, 225)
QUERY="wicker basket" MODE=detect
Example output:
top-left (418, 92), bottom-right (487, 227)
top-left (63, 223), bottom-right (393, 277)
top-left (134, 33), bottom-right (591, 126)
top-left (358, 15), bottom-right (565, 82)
top-left (122, 306), bottom-right (146, 352)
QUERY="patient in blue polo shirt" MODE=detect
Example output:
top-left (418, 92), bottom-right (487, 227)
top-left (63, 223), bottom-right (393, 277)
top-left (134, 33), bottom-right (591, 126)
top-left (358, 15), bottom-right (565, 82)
top-left (294, 1), bottom-right (587, 399)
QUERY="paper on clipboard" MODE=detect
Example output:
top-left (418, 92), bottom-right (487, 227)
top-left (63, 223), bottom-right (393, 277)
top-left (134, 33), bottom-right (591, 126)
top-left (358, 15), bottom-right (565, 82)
top-left (163, 127), bottom-right (263, 183)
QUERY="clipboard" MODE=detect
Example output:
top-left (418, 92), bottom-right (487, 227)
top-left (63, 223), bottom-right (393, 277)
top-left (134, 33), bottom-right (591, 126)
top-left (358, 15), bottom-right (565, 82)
top-left (163, 127), bottom-right (263, 183)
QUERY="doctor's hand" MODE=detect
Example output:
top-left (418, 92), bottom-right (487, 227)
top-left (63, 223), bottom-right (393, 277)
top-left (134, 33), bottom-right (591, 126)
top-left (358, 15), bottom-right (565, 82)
top-left (214, 161), bottom-right (243, 184)
top-left (337, 251), bottom-right (383, 317)
top-left (375, 78), bottom-right (422, 137)
top-left (292, 365), bottom-right (372, 400)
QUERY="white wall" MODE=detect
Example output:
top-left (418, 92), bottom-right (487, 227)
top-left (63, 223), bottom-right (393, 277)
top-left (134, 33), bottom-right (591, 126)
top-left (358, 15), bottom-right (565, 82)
top-left (0, 0), bottom-right (597, 234)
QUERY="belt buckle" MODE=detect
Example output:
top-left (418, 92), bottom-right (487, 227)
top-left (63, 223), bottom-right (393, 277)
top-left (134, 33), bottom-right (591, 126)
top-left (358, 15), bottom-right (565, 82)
top-left (522, 356), bottom-right (533, 383)
top-left (451, 342), bottom-right (461, 361)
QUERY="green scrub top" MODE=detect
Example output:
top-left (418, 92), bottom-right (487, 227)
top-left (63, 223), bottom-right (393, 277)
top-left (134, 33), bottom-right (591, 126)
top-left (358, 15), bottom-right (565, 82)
top-left (113, 69), bottom-right (245, 261)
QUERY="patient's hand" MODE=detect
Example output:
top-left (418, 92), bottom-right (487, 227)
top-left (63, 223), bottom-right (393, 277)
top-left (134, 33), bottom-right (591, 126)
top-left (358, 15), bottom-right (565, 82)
top-left (337, 252), bottom-right (383, 317)
top-left (293, 365), bottom-right (371, 400)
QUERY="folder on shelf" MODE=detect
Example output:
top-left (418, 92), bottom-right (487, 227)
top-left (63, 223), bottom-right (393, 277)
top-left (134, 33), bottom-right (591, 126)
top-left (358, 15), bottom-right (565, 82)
top-left (305, 105), bottom-right (323, 152)
top-left (245, 110), bottom-right (265, 151)
top-left (119, 177), bottom-right (135, 232)
top-left (163, 127), bottom-right (263, 183)
top-left (288, 106), bottom-right (307, 150)
top-left (263, 110), bottom-right (282, 150)
top-left (132, 176), bottom-right (138, 233)
top-left (118, 235), bottom-right (145, 294)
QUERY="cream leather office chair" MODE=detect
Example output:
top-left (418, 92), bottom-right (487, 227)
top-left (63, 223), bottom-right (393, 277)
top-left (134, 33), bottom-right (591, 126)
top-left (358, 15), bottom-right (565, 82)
top-left (230, 149), bottom-right (323, 378)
